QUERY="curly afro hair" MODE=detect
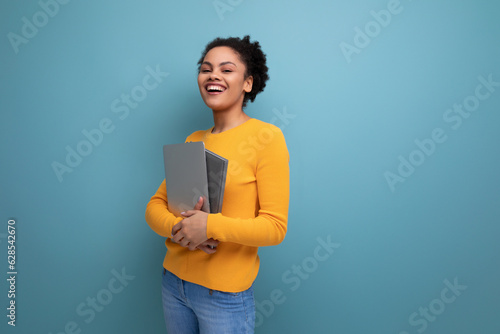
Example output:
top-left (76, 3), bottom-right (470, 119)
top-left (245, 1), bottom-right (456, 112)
top-left (197, 35), bottom-right (269, 109)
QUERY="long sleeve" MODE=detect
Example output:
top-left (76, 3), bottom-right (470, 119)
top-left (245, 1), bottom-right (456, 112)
top-left (145, 179), bottom-right (183, 237)
top-left (206, 126), bottom-right (289, 247)
top-left (146, 118), bottom-right (290, 293)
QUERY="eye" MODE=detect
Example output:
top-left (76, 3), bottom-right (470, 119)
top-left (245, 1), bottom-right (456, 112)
top-left (222, 69), bottom-right (232, 73)
top-left (200, 69), bottom-right (211, 73)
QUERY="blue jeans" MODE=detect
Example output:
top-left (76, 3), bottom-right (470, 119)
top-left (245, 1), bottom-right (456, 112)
top-left (161, 268), bottom-right (255, 334)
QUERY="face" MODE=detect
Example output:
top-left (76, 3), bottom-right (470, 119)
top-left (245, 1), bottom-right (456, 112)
top-left (197, 46), bottom-right (253, 112)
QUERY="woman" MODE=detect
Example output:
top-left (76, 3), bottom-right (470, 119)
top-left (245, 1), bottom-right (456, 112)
top-left (145, 35), bottom-right (290, 333)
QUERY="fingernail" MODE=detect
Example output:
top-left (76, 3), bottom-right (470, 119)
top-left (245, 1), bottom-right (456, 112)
top-left (181, 212), bottom-right (186, 215)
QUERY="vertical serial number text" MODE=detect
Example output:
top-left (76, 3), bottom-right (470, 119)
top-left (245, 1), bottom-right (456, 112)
top-left (7, 219), bottom-right (17, 326)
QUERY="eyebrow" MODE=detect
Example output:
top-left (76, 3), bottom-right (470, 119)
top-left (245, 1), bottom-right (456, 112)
top-left (201, 61), bottom-right (237, 67)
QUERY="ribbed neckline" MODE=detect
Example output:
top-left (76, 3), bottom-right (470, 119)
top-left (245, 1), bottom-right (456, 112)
top-left (204, 118), bottom-right (255, 139)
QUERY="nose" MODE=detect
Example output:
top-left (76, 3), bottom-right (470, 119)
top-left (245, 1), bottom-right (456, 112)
top-left (208, 70), bottom-right (220, 81)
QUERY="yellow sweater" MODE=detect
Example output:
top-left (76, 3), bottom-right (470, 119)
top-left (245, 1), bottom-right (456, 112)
top-left (145, 118), bottom-right (289, 292)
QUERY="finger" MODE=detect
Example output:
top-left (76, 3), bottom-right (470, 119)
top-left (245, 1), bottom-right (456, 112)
top-left (197, 245), bottom-right (217, 254)
top-left (196, 245), bottom-right (209, 254)
top-left (172, 221), bottom-right (182, 236)
top-left (172, 233), bottom-right (183, 244)
top-left (193, 196), bottom-right (204, 211)
top-left (171, 225), bottom-right (184, 243)
top-left (188, 240), bottom-right (202, 251)
top-left (205, 239), bottom-right (220, 247)
top-left (179, 238), bottom-right (190, 248)
top-left (180, 210), bottom-right (196, 217)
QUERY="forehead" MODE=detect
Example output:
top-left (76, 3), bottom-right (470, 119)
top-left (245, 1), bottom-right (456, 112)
top-left (203, 46), bottom-right (243, 65)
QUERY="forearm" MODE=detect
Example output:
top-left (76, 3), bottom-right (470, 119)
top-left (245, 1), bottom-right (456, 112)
top-left (145, 180), bottom-right (183, 237)
top-left (207, 211), bottom-right (288, 247)
top-left (207, 137), bottom-right (290, 246)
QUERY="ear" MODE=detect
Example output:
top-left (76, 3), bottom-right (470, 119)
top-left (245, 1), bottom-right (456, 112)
top-left (243, 76), bottom-right (253, 93)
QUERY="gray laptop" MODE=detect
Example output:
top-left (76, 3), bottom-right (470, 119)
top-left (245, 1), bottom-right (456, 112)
top-left (163, 142), bottom-right (227, 217)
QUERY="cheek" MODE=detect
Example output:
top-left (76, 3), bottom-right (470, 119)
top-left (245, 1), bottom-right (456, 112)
top-left (197, 77), bottom-right (207, 95)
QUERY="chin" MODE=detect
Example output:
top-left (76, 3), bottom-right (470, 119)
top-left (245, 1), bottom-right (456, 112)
top-left (202, 99), bottom-right (229, 112)
top-left (208, 105), bottom-right (230, 112)
top-left (201, 93), bottom-right (244, 112)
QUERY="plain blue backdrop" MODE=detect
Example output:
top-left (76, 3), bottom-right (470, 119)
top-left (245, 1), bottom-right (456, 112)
top-left (1, 0), bottom-right (499, 333)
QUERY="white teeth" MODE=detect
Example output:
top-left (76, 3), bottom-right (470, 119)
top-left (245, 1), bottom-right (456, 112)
top-left (207, 85), bottom-right (225, 92)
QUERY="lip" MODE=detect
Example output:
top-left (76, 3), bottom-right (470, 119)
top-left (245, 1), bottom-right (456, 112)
top-left (205, 83), bottom-right (227, 95)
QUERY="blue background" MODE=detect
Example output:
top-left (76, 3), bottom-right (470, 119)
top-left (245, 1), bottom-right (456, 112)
top-left (1, 0), bottom-right (499, 333)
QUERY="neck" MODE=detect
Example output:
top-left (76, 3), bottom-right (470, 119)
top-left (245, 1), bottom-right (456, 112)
top-left (211, 106), bottom-right (251, 134)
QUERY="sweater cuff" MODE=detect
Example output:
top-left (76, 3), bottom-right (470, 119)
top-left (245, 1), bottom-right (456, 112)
top-left (206, 213), bottom-right (219, 240)
top-left (207, 213), bottom-right (233, 241)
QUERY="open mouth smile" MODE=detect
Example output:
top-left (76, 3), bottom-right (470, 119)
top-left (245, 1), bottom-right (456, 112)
top-left (205, 84), bottom-right (226, 95)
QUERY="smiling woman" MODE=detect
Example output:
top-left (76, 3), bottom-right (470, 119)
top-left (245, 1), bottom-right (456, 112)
top-left (197, 46), bottom-right (254, 120)
top-left (145, 35), bottom-right (290, 334)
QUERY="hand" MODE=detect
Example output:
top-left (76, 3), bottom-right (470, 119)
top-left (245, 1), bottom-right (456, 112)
top-left (170, 235), bottom-right (218, 254)
top-left (197, 238), bottom-right (220, 254)
top-left (171, 196), bottom-right (211, 251)
top-left (172, 210), bottom-right (209, 250)
top-left (190, 197), bottom-right (219, 254)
